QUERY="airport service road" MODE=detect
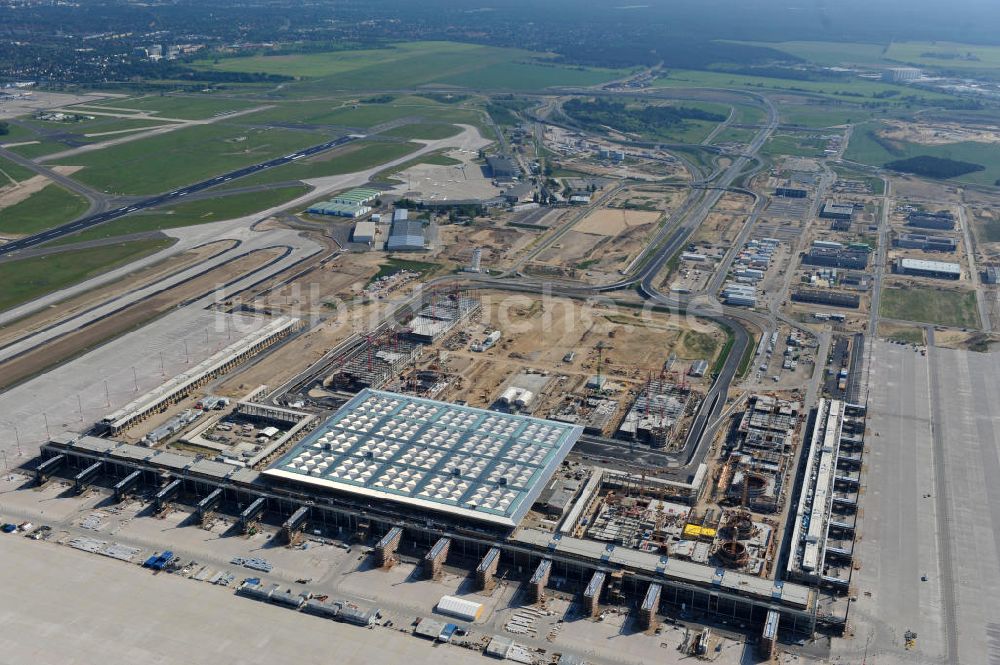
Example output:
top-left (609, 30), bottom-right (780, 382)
top-left (0, 535), bottom-right (488, 665)
top-left (838, 340), bottom-right (1000, 665)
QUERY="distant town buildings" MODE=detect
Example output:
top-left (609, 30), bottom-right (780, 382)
top-left (885, 67), bottom-right (922, 83)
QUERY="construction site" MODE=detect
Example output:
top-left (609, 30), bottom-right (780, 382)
top-left (8, 260), bottom-right (868, 645)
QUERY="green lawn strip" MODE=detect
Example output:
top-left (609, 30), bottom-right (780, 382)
top-left (0, 238), bottom-right (174, 312)
top-left (728, 40), bottom-right (890, 67)
top-left (85, 95), bottom-right (260, 120)
top-left (7, 140), bottom-right (70, 159)
top-left (880, 286), bottom-right (980, 328)
top-left (681, 329), bottom-right (719, 358)
top-left (879, 324), bottom-right (926, 345)
top-left (711, 325), bottom-right (736, 377)
top-left (19, 116), bottom-right (174, 138)
top-left (371, 151), bottom-right (463, 184)
top-left (0, 156), bottom-right (37, 184)
top-left (711, 127), bottom-right (758, 145)
top-left (0, 184), bottom-right (89, 235)
top-left (49, 185), bottom-right (311, 245)
top-left (53, 123), bottom-right (324, 196)
top-left (730, 104), bottom-right (767, 126)
top-left (218, 141), bottom-right (421, 189)
top-left (0, 122), bottom-right (40, 143)
top-left (379, 123), bottom-right (462, 140)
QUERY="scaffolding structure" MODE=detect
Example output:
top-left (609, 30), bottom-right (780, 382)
top-left (405, 289), bottom-right (482, 344)
top-left (325, 328), bottom-right (423, 391)
top-left (617, 378), bottom-right (692, 446)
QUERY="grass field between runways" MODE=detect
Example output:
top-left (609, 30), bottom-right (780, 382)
top-left (880, 286), bottom-right (980, 329)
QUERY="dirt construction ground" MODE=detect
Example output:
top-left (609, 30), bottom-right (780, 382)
top-left (430, 293), bottom-right (723, 411)
top-left (574, 208), bottom-right (660, 235)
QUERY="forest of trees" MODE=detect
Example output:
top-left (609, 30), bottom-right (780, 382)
top-left (563, 98), bottom-right (727, 137)
top-left (885, 155), bottom-right (985, 179)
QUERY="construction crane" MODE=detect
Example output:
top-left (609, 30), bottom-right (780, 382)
top-left (594, 341), bottom-right (607, 394)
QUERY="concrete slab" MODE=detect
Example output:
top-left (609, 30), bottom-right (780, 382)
top-left (0, 534), bottom-right (487, 665)
top-left (838, 340), bottom-right (1000, 665)
top-left (0, 308), bottom-right (269, 458)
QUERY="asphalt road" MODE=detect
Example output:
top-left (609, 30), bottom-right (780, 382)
top-left (0, 133), bottom-right (359, 256)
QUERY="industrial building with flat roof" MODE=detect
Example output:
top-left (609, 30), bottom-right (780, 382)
top-left (485, 155), bottom-right (519, 180)
top-left (791, 289), bottom-right (861, 309)
top-left (99, 316), bottom-right (300, 435)
top-left (907, 210), bottom-right (955, 230)
top-left (893, 233), bottom-right (957, 252)
top-left (352, 221), bottom-right (377, 244)
top-left (264, 389), bottom-right (584, 527)
top-left (307, 201), bottom-right (372, 218)
top-left (386, 219), bottom-right (426, 251)
top-left (894, 257), bottom-right (961, 280)
top-left (331, 188), bottom-right (381, 206)
top-left (819, 201), bottom-right (854, 220)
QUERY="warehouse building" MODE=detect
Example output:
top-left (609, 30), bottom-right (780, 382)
top-left (386, 219), bottom-right (427, 251)
top-left (984, 266), bottom-right (1000, 284)
top-left (791, 289), bottom-right (861, 309)
top-left (819, 201), bottom-right (854, 221)
top-left (907, 210), bottom-right (955, 230)
top-left (352, 221), bottom-right (377, 245)
top-left (894, 233), bottom-right (957, 252)
top-left (802, 245), bottom-right (869, 270)
top-left (307, 200), bottom-right (371, 218)
top-left (894, 257), bottom-right (961, 280)
top-left (722, 283), bottom-right (757, 307)
top-left (331, 187), bottom-right (380, 206)
top-left (486, 155), bottom-right (519, 181)
top-left (775, 187), bottom-right (807, 199)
